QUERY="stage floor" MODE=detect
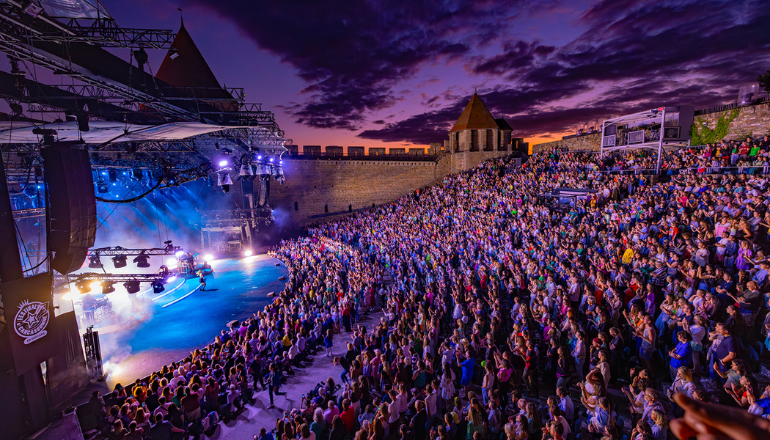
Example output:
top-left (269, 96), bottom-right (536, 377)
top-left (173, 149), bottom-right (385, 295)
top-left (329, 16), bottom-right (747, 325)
top-left (93, 254), bottom-right (287, 388)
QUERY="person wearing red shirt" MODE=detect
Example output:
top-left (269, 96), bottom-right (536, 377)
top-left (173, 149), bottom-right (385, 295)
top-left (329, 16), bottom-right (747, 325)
top-left (339, 398), bottom-right (355, 433)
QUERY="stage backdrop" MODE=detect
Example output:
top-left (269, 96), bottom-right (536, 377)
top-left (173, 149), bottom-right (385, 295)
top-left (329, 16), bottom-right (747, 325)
top-left (1, 272), bottom-right (58, 375)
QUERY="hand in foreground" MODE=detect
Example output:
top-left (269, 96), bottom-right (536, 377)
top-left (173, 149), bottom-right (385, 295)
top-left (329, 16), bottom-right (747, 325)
top-left (670, 393), bottom-right (770, 440)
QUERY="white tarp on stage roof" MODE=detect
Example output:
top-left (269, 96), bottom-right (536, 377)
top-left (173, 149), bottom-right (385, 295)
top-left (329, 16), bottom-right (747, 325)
top-left (0, 121), bottom-right (239, 144)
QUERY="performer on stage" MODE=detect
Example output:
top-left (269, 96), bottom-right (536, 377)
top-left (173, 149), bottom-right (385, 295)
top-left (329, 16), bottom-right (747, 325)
top-left (197, 270), bottom-right (207, 291)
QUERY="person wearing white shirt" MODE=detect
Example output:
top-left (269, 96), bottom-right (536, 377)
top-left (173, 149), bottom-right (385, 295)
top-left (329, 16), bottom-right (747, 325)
top-left (572, 331), bottom-right (586, 380)
top-left (556, 386), bottom-right (574, 422)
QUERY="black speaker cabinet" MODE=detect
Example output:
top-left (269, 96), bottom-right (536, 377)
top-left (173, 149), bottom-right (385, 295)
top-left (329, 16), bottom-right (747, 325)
top-left (41, 144), bottom-right (96, 274)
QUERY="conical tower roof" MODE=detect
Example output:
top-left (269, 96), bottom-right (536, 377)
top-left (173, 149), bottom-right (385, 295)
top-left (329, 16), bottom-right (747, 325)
top-left (156, 20), bottom-right (222, 90)
top-left (449, 92), bottom-right (499, 132)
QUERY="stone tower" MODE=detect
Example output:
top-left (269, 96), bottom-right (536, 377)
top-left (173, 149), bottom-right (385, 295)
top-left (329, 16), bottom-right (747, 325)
top-left (447, 92), bottom-right (512, 152)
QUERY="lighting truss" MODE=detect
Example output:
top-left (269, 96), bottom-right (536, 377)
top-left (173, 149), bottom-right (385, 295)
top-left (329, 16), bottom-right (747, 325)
top-left (0, 0), bottom-right (290, 182)
top-left (0, 1), bottom-right (175, 49)
top-left (68, 272), bottom-right (167, 284)
top-left (87, 245), bottom-right (183, 257)
top-left (201, 208), bottom-right (274, 228)
top-left (11, 207), bottom-right (45, 219)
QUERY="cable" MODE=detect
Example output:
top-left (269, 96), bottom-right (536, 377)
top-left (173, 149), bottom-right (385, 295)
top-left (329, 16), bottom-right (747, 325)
top-left (94, 173), bottom-right (163, 204)
top-left (14, 220), bottom-right (33, 271)
top-left (94, 177), bottom-right (146, 232)
top-left (22, 253), bottom-right (49, 274)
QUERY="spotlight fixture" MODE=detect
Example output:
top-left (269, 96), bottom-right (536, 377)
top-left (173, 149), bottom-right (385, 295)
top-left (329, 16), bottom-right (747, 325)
top-left (76, 280), bottom-right (91, 293)
top-left (152, 280), bottom-right (165, 293)
top-left (134, 254), bottom-right (151, 268)
top-left (239, 163), bottom-right (254, 178)
top-left (219, 160), bottom-right (228, 167)
top-left (204, 254), bottom-right (213, 261)
top-left (101, 281), bottom-right (116, 294)
top-left (254, 162), bottom-right (270, 176)
top-left (175, 250), bottom-right (184, 258)
top-left (158, 265), bottom-right (170, 277)
top-left (244, 250), bottom-right (253, 257)
top-left (168, 46), bottom-right (179, 59)
top-left (124, 281), bottom-right (140, 294)
top-left (112, 255), bottom-right (127, 268)
top-left (217, 172), bottom-right (233, 193)
top-left (88, 255), bottom-right (103, 269)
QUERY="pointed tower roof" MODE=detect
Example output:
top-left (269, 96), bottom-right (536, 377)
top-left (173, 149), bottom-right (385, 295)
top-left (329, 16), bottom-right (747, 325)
top-left (450, 92), bottom-right (499, 132)
top-left (156, 21), bottom-right (222, 90)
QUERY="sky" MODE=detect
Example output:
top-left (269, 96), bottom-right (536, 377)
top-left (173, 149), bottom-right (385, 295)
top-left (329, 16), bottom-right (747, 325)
top-left (99, 0), bottom-right (770, 149)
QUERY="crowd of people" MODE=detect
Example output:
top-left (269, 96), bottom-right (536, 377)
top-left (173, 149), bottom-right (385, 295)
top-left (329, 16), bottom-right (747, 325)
top-left (78, 141), bottom-right (770, 440)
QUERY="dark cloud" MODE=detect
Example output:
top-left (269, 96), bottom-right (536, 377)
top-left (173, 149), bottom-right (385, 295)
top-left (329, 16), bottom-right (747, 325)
top-left (469, 41), bottom-right (555, 77)
top-left (192, 0), bottom-right (770, 142)
top-left (365, 0), bottom-right (770, 144)
top-left (190, 0), bottom-right (536, 130)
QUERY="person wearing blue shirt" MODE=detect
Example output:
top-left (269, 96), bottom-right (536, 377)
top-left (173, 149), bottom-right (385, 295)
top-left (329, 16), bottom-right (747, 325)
top-left (456, 350), bottom-right (475, 394)
top-left (668, 331), bottom-right (692, 381)
top-left (256, 427), bottom-right (275, 440)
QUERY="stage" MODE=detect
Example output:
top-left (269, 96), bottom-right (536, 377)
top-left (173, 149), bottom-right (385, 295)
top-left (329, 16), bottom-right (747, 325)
top-left (66, 254), bottom-right (288, 388)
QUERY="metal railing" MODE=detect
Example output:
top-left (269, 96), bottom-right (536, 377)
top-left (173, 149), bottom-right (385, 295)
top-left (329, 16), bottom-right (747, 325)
top-left (694, 97), bottom-right (770, 116)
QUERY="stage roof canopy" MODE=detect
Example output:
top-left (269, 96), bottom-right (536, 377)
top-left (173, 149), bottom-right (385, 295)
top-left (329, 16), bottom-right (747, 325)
top-left (0, 121), bottom-right (244, 144)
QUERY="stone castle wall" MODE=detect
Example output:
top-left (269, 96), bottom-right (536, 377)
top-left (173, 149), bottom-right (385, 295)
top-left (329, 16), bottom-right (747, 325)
top-left (532, 132), bottom-right (601, 153)
top-left (271, 150), bottom-right (509, 226)
top-left (693, 103), bottom-right (770, 141)
top-left (531, 103), bottom-right (770, 153)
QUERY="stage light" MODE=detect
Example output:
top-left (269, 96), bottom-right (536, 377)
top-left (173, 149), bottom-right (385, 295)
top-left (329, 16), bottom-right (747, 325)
top-left (257, 155), bottom-right (263, 160)
top-left (76, 280), bottom-right (91, 293)
top-left (152, 280), bottom-right (165, 293)
top-left (255, 163), bottom-right (270, 176)
top-left (217, 172), bottom-right (233, 193)
top-left (166, 275), bottom-right (177, 283)
top-left (158, 265), bottom-right (170, 277)
top-left (88, 255), bottom-right (103, 269)
top-left (101, 281), bottom-right (116, 294)
top-left (124, 281), bottom-right (140, 294)
top-left (269, 157), bottom-right (274, 163)
top-left (134, 254), bottom-right (150, 268)
top-left (204, 254), bottom-right (213, 261)
top-left (112, 255), bottom-right (127, 268)
top-left (166, 258), bottom-right (177, 266)
top-left (175, 250), bottom-right (184, 258)
top-left (219, 160), bottom-right (228, 167)
top-left (239, 164), bottom-right (254, 177)
top-left (244, 250), bottom-right (253, 257)
top-left (90, 281), bottom-right (101, 291)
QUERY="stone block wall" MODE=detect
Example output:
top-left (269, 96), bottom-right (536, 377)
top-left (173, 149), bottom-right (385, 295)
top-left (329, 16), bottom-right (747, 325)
top-left (531, 103), bottom-right (770, 153)
top-left (694, 104), bottom-right (770, 141)
top-left (271, 149), bottom-right (509, 226)
top-left (532, 132), bottom-right (601, 153)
